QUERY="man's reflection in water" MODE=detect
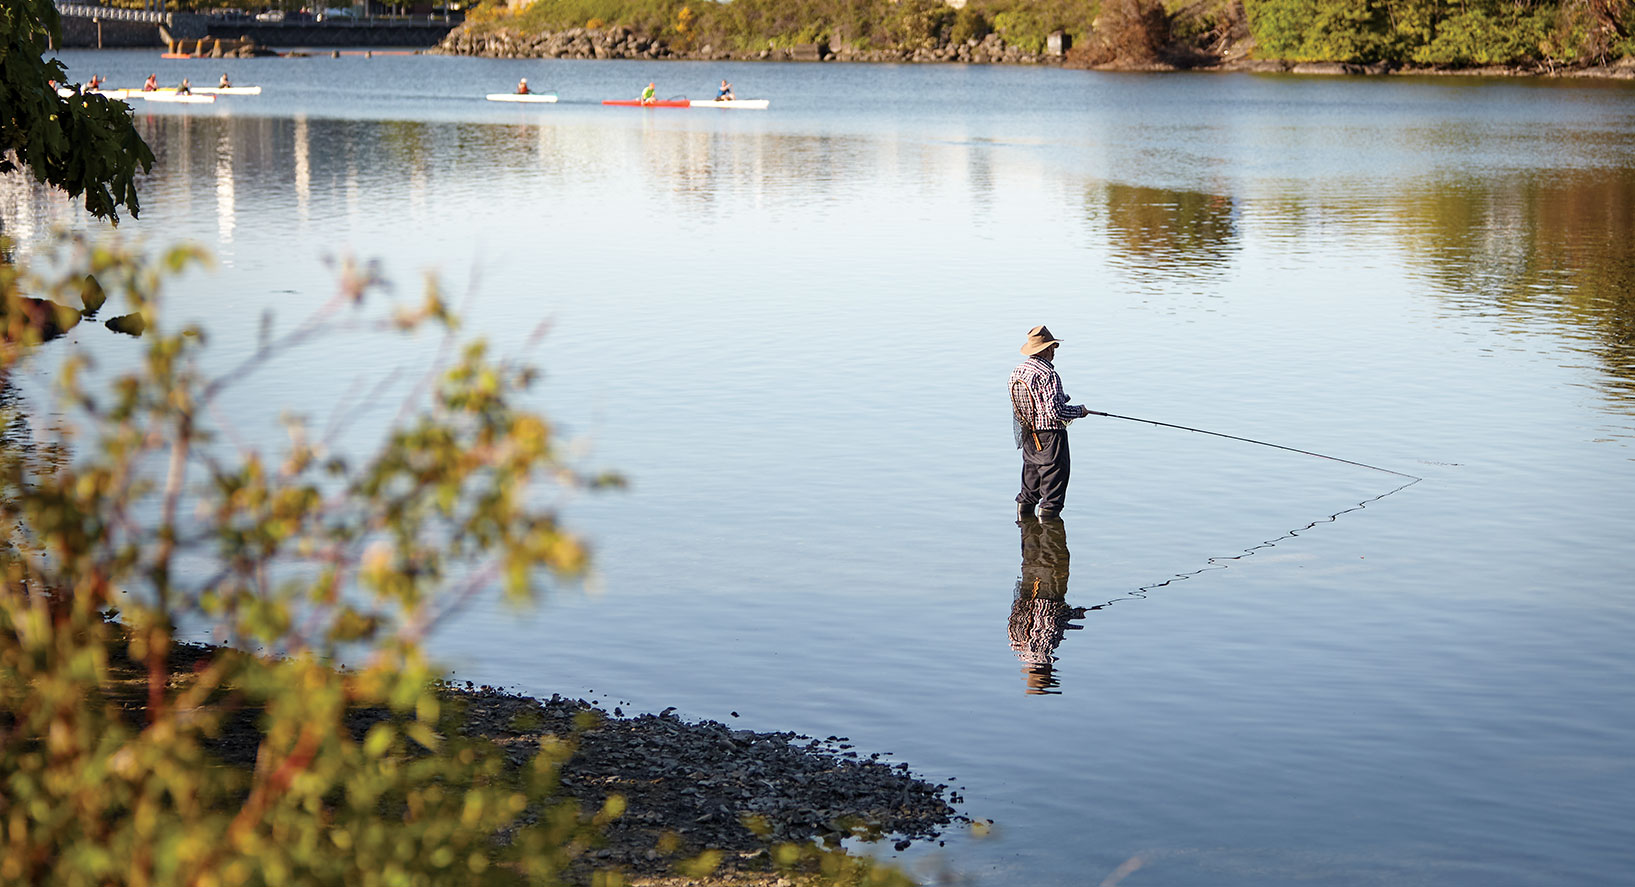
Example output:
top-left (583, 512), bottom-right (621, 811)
top-left (1010, 516), bottom-right (1090, 695)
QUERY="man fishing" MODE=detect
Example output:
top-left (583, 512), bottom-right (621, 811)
top-left (1010, 325), bottom-right (1091, 521)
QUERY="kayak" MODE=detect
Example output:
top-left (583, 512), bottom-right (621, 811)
top-left (689, 99), bottom-right (770, 110)
top-left (602, 99), bottom-right (690, 108)
top-left (57, 86), bottom-right (129, 99)
top-left (126, 86), bottom-right (258, 95)
top-left (486, 93), bottom-right (559, 103)
top-left (139, 93), bottom-right (216, 104)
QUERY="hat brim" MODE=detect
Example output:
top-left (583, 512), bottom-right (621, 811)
top-left (1020, 339), bottom-right (1062, 356)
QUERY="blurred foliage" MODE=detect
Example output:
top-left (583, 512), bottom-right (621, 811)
top-left (0, 0), bottom-right (155, 222)
top-left (0, 234), bottom-right (611, 886)
top-left (0, 234), bottom-right (929, 886)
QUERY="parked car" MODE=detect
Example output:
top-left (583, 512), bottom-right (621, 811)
top-left (316, 7), bottom-right (357, 20)
top-left (253, 9), bottom-right (285, 21)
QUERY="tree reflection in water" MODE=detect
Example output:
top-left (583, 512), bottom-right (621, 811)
top-left (1397, 168), bottom-right (1635, 404)
top-left (1009, 516), bottom-right (1092, 696)
top-left (1088, 182), bottom-right (1239, 280)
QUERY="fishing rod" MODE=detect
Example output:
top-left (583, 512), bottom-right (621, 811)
top-left (1082, 410), bottom-right (1422, 481)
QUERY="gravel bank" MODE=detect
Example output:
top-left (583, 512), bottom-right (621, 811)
top-left (449, 683), bottom-right (966, 880)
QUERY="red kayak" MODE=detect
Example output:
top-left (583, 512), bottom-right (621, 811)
top-left (602, 99), bottom-right (691, 108)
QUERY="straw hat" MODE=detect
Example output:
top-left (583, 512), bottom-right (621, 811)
top-left (1020, 325), bottom-right (1062, 356)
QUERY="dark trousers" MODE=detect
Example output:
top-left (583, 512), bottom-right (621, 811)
top-left (1017, 429), bottom-right (1070, 513)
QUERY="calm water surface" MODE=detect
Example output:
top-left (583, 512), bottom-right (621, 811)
top-left (5, 50), bottom-right (1635, 886)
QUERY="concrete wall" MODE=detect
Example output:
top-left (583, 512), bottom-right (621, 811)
top-left (204, 21), bottom-right (456, 48)
top-left (58, 16), bottom-right (163, 48)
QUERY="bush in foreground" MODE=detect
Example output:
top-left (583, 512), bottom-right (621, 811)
top-left (1, 235), bottom-right (924, 886)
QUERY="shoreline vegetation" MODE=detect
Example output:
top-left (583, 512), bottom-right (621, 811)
top-left (431, 0), bottom-right (1635, 78)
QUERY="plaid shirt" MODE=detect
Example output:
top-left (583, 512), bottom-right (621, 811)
top-left (1010, 356), bottom-right (1086, 448)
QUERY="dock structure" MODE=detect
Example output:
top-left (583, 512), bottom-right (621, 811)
top-left (52, 3), bottom-right (459, 49)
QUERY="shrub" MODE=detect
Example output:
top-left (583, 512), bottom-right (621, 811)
top-left (1, 235), bottom-right (609, 886)
top-left (888, 0), bottom-right (956, 48)
top-left (951, 6), bottom-right (994, 43)
top-left (1083, 0), bottom-right (1171, 63)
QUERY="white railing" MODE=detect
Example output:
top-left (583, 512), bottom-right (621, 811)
top-left (56, 4), bottom-right (171, 24)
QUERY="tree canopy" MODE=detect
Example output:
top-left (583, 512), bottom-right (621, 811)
top-left (1, 0), bottom-right (154, 222)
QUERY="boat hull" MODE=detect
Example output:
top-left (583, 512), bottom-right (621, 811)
top-left (602, 99), bottom-right (691, 108)
top-left (140, 93), bottom-right (216, 104)
top-left (116, 86), bottom-right (257, 96)
top-left (486, 93), bottom-right (559, 103)
top-left (689, 99), bottom-right (770, 110)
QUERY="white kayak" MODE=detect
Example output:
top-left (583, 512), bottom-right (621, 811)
top-left (690, 98), bottom-right (770, 110)
top-left (127, 86), bottom-right (256, 95)
top-left (58, 86), bottom-right (126, 98)
top-left (140, 93), bottom-right (216, 104)
top-left (486, 93), bottom-right (559, 103)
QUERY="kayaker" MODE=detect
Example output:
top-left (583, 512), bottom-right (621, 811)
top-left (640, 82), bottom-right (656, 105)
top-left (142, 74), bottom-right (158, 92)
top-left (177, 78), bottom-right (192, 96)
top-left (716, 79), bottom-right (734, 101)
top-left (516, 78), bottom-right (530, 95)
top-left (87, 74), bottom-right (103, 90)
top-left (219, 73), bottom-right (231, 88)
top-left (1010, 326), bottom-right (1091, 521)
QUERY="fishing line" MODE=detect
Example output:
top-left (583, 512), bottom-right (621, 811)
top-left (1084, 410), bottom-right (1423, 481)
top-left (1084, 475), bottom-right (1421, 612)
top-left (1060, 412), bottom-right (1424, 612)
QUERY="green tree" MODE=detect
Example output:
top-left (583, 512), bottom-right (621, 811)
top-left (1, 0), bottom-right (154, 222)
top-left (1411, 1), bottom-right (1553, 65)
top-left (1244, 0), bottom-right (1393, 61)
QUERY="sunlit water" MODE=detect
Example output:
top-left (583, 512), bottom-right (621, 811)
top-left (6, 49), bottom-right (1635, 886)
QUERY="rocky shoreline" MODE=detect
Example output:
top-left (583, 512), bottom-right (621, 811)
top-left (432, 22), bottom-right (1635, 80)
top-left (1190, 56), bottom-right (1635, 79)
top-left (451, 683), bottom-right (966, 881)
top-left (129, 638), bottom-right (963, 885)
top-left (432, 25), bottom-right (1056, 65)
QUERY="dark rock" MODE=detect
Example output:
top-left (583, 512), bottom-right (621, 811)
top-left (440, 684), bottom-right (962, 878)
top-left (104, 312), bottom-right (147, 337)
